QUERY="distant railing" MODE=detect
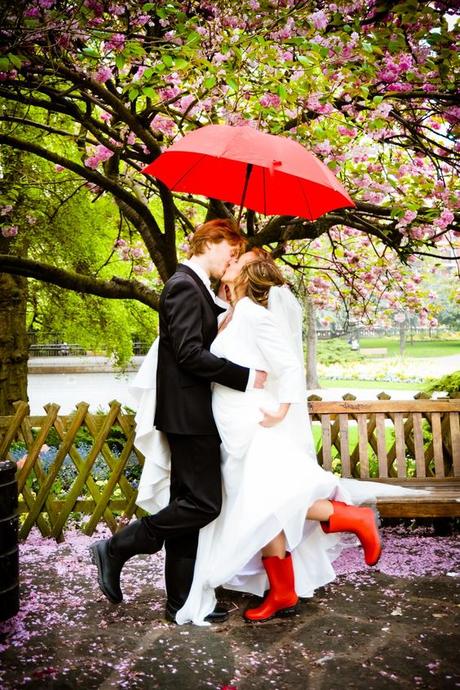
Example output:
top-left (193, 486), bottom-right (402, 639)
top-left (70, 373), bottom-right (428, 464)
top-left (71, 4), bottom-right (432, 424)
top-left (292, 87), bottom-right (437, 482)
top-left (28, 341), bottom-right (150, 357)
top-left (1, 393), bottom-right (459, 541)
top-left (29, 344), bottom-right (86, 357)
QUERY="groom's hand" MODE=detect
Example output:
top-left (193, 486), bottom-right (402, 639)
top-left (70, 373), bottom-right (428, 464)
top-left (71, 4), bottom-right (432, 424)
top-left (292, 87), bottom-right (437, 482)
top-left (254, 370), bottom-right (267, 389)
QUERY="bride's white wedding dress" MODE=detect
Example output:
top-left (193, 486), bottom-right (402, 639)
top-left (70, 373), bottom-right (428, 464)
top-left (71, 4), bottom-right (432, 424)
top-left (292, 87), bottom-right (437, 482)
top-left (132, 288), bottom-right (425, 627)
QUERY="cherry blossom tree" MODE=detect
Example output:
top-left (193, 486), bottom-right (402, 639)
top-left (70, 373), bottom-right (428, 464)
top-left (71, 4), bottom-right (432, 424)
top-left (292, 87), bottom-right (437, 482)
top-left (0, 0), bottom-right (459, 408)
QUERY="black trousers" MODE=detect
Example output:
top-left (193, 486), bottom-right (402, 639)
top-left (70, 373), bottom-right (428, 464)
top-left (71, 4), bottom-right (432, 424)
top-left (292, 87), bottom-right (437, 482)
top-left (142, 433), bottom-right (222, 555)
top-left (142, 433), bottom-right (222, 611)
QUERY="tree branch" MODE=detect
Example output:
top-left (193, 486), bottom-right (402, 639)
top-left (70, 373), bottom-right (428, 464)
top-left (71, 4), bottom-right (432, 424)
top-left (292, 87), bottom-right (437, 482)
top-left (0, 255), bottom-right (160, 309)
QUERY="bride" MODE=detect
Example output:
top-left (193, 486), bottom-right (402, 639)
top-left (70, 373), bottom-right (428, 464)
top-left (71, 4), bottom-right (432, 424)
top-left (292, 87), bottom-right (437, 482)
top-left (133, 250), bottom-right (422, 626)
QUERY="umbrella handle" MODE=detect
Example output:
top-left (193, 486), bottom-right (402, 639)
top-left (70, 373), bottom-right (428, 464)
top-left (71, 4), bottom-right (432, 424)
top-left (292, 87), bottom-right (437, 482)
top-left (237, 163), bottom-right (253, 227)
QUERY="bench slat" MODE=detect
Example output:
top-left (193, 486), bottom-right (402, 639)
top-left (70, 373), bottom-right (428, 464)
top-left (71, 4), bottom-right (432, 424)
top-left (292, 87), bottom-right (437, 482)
top-left (412, 412), bottom-right (426, 478)
top-left (431, 412), bottom-right (444, 478)
top-left (451, 412), bottom-right (460, 475)
top-left (375, 412), bottom-right (388, 478)
top-left (357, 414), bottom-right (369, 478)
top-left (394, 412), bottom-right (406, 478)
top-left (339, 414), bottom-right (350, 475)
top-left (321, 414), bottom-right (332, 471)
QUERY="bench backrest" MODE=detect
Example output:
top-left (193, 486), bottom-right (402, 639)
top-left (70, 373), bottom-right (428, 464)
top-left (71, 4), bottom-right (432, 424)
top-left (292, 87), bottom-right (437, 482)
top-left (308, 396), bottom-right (460, 481)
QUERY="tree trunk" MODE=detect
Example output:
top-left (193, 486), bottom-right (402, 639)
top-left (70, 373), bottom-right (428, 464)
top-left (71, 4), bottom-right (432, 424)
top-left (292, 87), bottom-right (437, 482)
top-left (305, 292), bottom-right (320, 389)
top-left (0, 267), bottom-right (28, 416)
top-left (399, 319), bottom-right (406, 356)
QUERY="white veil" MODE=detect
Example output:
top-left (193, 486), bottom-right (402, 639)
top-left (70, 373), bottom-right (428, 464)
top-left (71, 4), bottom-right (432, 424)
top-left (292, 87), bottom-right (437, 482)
top-left (267, 285), bottom-right (318, 462)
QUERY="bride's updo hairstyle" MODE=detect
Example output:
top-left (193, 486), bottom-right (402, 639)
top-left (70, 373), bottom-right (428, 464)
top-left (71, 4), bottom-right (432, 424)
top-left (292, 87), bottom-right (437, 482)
top-left (234, 250), bottom-right (285, 308)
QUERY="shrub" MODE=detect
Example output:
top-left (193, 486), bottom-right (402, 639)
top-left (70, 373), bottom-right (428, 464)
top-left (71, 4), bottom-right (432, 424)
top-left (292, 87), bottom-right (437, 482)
top-left (425, 371), bottom-right (460, 396)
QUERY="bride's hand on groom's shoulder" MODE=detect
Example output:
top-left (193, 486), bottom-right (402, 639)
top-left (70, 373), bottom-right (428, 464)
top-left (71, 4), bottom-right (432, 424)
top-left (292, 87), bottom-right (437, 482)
top-left (259, 403), bottom-right (290, 427)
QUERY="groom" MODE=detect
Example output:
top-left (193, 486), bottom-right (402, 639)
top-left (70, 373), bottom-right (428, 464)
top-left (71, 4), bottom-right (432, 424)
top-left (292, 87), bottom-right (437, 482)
top-left (90, 219), bottom-right (266, 623)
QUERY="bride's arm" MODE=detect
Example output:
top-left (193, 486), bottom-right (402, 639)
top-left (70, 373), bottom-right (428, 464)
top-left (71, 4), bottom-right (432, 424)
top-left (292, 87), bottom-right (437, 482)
top-left (256, 310), bottom-right (306, 403)
top-left (259, 402), bottom-right (290, 427)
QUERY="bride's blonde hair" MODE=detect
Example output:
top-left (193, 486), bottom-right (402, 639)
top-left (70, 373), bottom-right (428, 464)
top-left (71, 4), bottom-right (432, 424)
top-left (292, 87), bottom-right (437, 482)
top-left (234, 250), bottom-right (285, 308)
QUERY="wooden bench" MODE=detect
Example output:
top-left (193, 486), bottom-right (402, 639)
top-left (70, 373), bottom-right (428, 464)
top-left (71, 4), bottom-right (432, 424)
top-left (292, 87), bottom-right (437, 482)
top-left (359, 347), bottom-right (388, 357)
top-left (308, 394), bottom-right (460, 518)
top-left (0, 394), bottom-right (459, 541)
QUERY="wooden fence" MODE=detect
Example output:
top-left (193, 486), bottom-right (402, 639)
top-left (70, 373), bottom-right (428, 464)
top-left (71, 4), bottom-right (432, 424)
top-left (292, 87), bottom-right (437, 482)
top-left (1, 394), bottom-right (459, 541)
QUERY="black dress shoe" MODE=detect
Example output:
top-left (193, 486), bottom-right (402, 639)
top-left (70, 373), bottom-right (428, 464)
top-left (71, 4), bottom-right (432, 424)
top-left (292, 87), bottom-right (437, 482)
top-left (89, 539), bottom-right (124, 604)
top-left (89, 519), bottom-right (163, 604)
top-left (165, 602), bottom-right (231, 624)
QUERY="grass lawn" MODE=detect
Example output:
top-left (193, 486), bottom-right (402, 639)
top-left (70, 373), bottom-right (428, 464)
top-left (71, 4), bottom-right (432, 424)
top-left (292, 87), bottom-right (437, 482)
top-left (309, 423), bottom-right (410, 475)
top-left (318, 378), bottom-right (424, 391)
top-left (358, 337), bottom-right (460, 358)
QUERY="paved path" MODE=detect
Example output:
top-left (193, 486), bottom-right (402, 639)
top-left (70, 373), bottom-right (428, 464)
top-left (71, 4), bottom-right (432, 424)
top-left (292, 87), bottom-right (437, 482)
top-left (27, 355), bottom-right (453, 415)
top-left (1, 527), bottom-right (459, 689)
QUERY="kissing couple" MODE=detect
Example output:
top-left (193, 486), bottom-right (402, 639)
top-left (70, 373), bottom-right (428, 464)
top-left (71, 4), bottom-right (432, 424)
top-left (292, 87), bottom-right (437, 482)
top-left (90, 219), bottom-right (418, 625)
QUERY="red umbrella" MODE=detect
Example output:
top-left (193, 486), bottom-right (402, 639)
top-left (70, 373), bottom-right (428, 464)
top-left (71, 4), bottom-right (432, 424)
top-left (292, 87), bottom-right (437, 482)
top-left (143, 124), bottom-right (354, 223)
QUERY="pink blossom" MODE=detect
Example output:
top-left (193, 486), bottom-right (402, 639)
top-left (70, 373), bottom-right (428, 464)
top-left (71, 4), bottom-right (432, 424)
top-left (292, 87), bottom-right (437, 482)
top-left (445, 106), bottom-right (460, 124)
top-left (133, 65), bottom-right (147, 82)
top-left (259, 93), bottom-right (281, 108)
top-left (54, 164), bottom-right (65, 172)
top-left (309, 9), bottom-right (329, 30)
top-left (1, 205), bottom-right (13, 215)
top-left (24, 7), bottom-right (40, 17)
top-left (100, 111), bottom-right (112, 122)
top-left (177, 95), bottom-right (196, 114)
top-left (437, 209), bottom-right (454, 227)
top-left (130, 247), bottom-right (144, 259)
top-left (103, 33), bottom-right (125, 54)
top-left (212, 52), bottom-right (228, 66)
top-left (84, 144), bottom-right (114, 169)
top-left (132, 14), bottom-right (150, 27)
top-left (84, 0), bottom-right (104, 14)
top-left (314, 140), bottom-right (333, 157)
top-left (94, 66), bottom-right (113, 83)
top-left (1, 225), bottom-right (18, 238)
top-left (150, 113), bottom-right (176, 137)
top-left (386, 82), bottom-right (412, 92)
top-left (0, 70), bottom-right (17, 81)
top-left (159, 84), bottom-right (181, 101)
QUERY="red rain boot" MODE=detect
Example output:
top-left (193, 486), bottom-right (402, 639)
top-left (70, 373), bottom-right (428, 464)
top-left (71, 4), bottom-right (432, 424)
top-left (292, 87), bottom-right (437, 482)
top-left (321, 500), bottom-right (381, 566)
top-left (244, 552), bottom-right (298, 623)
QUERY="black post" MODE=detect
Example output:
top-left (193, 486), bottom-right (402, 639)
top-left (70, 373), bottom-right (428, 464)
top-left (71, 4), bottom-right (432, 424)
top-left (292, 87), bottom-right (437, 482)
top-left (0, 460), bottom-right (19, 621)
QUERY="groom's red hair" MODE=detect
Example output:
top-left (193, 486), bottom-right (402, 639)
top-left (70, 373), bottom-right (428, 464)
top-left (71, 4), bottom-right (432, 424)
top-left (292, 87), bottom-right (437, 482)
top-left (188, 219), bottom-right (246, 258)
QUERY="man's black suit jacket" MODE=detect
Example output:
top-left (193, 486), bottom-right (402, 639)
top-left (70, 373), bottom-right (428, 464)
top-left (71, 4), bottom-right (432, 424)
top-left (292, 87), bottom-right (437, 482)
top-left (154, 264), bottom-right (250, 435)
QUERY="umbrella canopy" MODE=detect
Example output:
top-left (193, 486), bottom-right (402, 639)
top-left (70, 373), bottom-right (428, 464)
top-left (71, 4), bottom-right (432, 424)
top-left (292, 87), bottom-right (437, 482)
top-left (143, 124), bottom-right (354, 221)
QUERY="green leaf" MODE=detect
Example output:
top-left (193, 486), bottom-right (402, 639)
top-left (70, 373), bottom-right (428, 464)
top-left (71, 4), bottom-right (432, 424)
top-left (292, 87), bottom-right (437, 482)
top-left (143, 2), bottom-right (155, 9)
top-left (143, 86), bottom-right (156, 99)
top-left (227, 77), bottom-right (238, 92)
top-left (162, 54), bottom-right (173, 67)
top-left (204, 75), bottom-right (216, 89)
top-left (115, 54), bottom-right (125, 70)
top-left (186, 31), bottom-right (201, 46)
top-left (128, 87), bottom-right (139, 101)
top-left (8, 53), bottom-right (23, 69)
top-left (278, 84), bottom-right (287, 99)
top-left (174, 58), bottom-right (188, 70)
top-left (297, 55), bottom-right (313, 67)
top-left (372, 95), bottom-right (384, 104)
